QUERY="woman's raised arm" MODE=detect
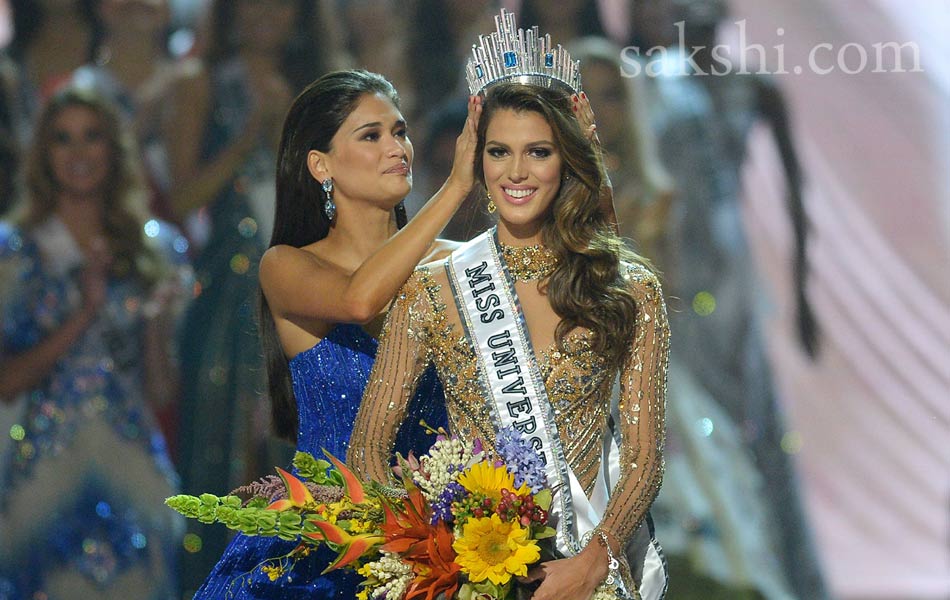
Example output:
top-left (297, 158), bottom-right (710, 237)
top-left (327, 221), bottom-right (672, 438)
top-left (261, 97), bottom-right (481, 325)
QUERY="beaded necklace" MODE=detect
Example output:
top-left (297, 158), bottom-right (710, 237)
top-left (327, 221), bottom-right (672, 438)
top-left (499, 242), bottom-right (559, 281)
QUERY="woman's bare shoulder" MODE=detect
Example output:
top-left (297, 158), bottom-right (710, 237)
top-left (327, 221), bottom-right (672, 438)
top-left (259, 244), bottom-right (338, 289)
top-left (262, 243), bottom-right (320, 270)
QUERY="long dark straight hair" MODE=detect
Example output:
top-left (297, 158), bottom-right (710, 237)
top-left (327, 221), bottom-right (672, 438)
top-left (261, 70), bottom-right (407, 443)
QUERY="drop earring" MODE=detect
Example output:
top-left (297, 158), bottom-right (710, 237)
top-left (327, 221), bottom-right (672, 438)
top-left (486, 190), bottom-right (496, 214)
top-left (322, 178), bottom-right (336, 222)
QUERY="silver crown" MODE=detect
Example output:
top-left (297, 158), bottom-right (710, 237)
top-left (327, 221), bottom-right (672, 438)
top-left (465, 9), bottom-right (582, 96)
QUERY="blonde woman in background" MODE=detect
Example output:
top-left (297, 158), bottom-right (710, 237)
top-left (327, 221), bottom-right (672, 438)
top-left (0, 88), bottom-right (188, 599)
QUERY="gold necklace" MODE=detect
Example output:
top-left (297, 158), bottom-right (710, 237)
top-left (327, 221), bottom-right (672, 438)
top-left (499, 241), bottom-right (559, 281)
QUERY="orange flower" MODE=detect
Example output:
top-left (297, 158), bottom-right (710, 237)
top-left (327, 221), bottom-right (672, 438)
top-left (266, 467), bottom-right (314, 511)
top-left (405, 521), bottom-right (461, 600)
top-left (380, 487), bottom-right (432, 558)
top-left (323, 451), bottom-right (367, 504)
top-left (302, 519), bottom-right (383, 572)
top-left (381, 487), bottom-right (461, 600)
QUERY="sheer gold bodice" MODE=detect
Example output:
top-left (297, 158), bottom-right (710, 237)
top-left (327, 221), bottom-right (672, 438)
top-left (349, 258), bottom-right (669, 548)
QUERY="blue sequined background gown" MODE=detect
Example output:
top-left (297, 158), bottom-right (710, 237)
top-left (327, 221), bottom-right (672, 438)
top-left (195, 324), bottom-right (446, 599)
top-left (0, 218), bottom-right (189, 600)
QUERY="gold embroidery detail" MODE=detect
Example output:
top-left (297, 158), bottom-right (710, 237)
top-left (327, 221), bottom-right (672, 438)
top-left (351, 258), bottom-right (671, 590)
top-left (499, 241), bottom-right (559, 281)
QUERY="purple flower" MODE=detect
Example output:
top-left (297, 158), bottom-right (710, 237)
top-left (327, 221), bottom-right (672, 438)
top-left (430, 481), bottom-right (466, 525)
top-left (495, 426), bottom-right (548, 493)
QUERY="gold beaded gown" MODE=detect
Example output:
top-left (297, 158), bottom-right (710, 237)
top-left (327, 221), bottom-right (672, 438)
top-left (349, 240), bottom-right (670, 595)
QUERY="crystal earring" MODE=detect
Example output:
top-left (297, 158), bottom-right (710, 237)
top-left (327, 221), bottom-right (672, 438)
top-left (486, 190), bottom-right (496, 214)
top-left (322, 178), bottom-right (336, 222)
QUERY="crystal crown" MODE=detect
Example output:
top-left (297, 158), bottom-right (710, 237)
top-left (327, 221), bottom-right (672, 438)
top-left (465, 9), bottom-right (582, 96)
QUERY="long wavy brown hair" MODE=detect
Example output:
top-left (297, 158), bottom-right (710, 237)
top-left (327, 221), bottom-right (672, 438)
top-left (19, 87), bottom-right (163, 287)
top-left (474, 83), bottom-right (648, 368)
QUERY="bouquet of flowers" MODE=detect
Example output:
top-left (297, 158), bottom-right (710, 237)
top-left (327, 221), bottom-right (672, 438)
top-left (166, 426), bottom-right (556, 600)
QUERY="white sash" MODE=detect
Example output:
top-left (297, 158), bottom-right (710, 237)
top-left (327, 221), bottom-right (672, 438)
top-left (446, 229), bottom-right (667, 599)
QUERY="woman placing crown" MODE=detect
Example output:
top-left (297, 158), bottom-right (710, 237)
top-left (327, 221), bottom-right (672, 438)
top-left (191, 69), bottom-right (480, 599)
top-left (349, 11), bottom-right (669, 600)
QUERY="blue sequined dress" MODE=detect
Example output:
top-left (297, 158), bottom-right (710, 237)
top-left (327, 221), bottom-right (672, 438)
top-left (194, 323), bottom-right (446, 599)
top-left (0, 218), bottom-right (190, 600)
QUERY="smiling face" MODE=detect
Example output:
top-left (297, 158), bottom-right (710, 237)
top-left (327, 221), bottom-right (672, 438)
top-left (482, 108), bottom-right (563, 241)
top-left (48, 105), bottom-right (113, 201)
top-left (317, 92), bottom-right (413, 210)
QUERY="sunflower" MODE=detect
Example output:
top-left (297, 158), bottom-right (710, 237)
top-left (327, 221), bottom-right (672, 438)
top-left (452, 513), bottom-right (541, 585)
top-left (457, 462), bottom-right (528, 502)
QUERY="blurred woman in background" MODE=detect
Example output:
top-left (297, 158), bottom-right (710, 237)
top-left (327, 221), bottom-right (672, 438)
top-left (0, 87), bottom-right (188, 600)
top-left (72, 0), bottom-right (194, 224)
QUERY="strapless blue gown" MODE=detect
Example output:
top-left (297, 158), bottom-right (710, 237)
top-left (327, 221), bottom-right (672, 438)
top-left (194, 324), bottom-right (446, 599)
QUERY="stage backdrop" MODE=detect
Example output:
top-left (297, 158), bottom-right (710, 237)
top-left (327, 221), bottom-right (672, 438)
top-left (719, 1), bottom-right (949, 598)
top-left (592, 0), bottom-right (949, 596)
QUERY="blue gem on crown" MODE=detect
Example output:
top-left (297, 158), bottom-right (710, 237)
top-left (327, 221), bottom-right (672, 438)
top-left (465, 9), bottom-right (582, 96)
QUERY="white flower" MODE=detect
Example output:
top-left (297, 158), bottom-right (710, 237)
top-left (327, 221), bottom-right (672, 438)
top-left (414, 437), bottom-right (482, 502)
top-left (361, 551), bottom-right (413, 600)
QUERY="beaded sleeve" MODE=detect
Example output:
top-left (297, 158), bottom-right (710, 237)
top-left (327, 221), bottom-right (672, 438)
top-left (348, 270), bottom-right (433, 482)
top-left (596, 263), bottom-right (670, 547)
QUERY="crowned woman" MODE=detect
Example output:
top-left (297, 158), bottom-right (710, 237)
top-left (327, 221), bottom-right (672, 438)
top-left (349, 11), bottom-right (669, 600)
